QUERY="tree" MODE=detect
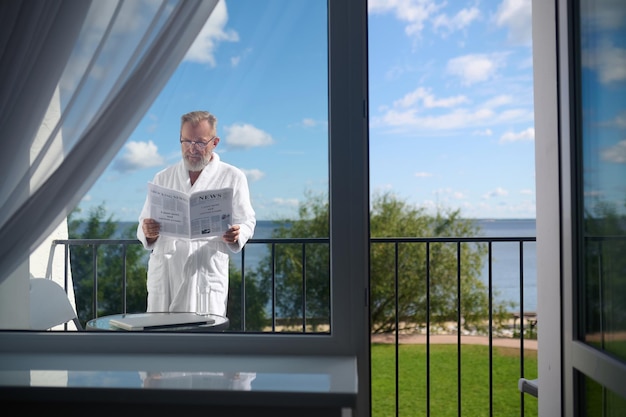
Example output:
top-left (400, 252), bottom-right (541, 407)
top-left (255, 191), bottom-right (331, 331)
top-left (227, 263), bottom-right (271, 331)
top-left (68, 204), bottom-right (147, 326)
top-left (370, 192), bottom-right (496, 333)
top-left (256, 191), bottom-right (511, 334)
top-left (581, 199), bottom-right (626, 338)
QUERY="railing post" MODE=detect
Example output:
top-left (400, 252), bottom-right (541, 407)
top-left (92, 244), bottom-right (98, 318)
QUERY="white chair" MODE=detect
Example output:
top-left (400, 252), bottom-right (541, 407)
top-left (29, 278), bottom-right (83, 330)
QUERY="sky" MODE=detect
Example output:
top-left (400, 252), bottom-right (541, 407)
top-left (79, 0), bottom-right (537, 222)
top-left (579, 2), bottom-right (626, 217)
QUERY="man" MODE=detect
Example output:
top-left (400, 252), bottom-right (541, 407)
top-left (137, 111), bottom-right (256, 316)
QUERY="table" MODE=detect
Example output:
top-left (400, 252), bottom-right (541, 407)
top-left (0, 351), bottom-right (357, 416)
top-left (86, 312), bottom-right (229, 332)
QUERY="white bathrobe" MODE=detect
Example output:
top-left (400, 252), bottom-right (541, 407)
top-left (136, 153), bottom-right (256, 316)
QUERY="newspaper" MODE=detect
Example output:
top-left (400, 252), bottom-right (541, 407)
top-left (147, 182), bottom-right (233, 239)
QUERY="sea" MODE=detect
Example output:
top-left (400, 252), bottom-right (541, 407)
top-left (117, 218), bottom-right (537, 313)
top-left (472, 219), bottom-right (537, 313)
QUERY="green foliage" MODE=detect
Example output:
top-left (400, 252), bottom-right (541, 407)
top-left (258, 190), bottom-right (509, 334)
top-left (257, 190), bottom-right (330, 331)
top-left (370, 192), bottom-right (494, 333)
top-left (581, 200), bottom-right (626, 348)
top-left (68, 204), bottom-right (147, 326)
top-left (227, 263), bottom-right (271, 331)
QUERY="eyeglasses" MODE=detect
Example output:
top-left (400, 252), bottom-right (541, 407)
top-left (180, 136), bottom-right (217, 149)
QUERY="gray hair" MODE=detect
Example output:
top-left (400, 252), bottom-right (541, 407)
top-left (180, 111), bottom-right (217, 135)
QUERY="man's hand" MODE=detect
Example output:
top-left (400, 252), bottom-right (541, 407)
top-left (223, 224), bottom-right (240, 244)
top-left (142, 218), bottom-right (161, 244)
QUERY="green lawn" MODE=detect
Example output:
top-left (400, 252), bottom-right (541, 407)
top-left (371, 343), bottom-right (538, 417)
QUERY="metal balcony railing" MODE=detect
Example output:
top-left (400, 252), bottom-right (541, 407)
top-left (47, 235), bottom-right (538, 416)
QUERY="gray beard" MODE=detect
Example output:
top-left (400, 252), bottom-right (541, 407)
top-left (183, 154), bottom-right (210, 172)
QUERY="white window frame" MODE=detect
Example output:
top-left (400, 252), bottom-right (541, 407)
top-left (534, 1), bottom-right (626, 415)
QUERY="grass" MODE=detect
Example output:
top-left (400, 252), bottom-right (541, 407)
top-left (371, 343), bottom-right (538, 417)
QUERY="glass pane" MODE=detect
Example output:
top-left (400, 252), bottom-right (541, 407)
top-left (579, 0), bottom-right (626, 361)
top-left (582, 373), bottom-right (626, 417)
top-left (67, 0), bottom-right (330, 333)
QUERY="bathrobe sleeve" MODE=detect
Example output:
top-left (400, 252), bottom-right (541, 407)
top-left (227, 166), bottom-right (256, 253)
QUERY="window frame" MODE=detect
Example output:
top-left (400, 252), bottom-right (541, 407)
top-left (0, 0), bottom-right (369, 358)
top-left (534, 0), bottom-right (626, 414)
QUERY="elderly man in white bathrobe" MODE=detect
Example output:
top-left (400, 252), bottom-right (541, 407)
top-left (137, 110), bottom-right (256, 316)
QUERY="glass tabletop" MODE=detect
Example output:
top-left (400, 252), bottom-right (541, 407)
top-left (86, 312), bottom-right (229, 332)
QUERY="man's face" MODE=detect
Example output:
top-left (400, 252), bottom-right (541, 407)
top-left (180, 119), bottom-right (219, 172)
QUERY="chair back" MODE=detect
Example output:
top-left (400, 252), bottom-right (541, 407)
top-left (29, 278), bottom-right (82, 330)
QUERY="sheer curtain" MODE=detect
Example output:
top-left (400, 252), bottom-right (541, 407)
top-left (0, 0), bottom-right (218, 285)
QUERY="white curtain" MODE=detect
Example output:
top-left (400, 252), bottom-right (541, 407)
top-left (0, 0), bottom-right (218, 285)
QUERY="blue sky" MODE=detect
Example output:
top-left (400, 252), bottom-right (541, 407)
top-left (580, 3), bottom-right (626, 217)
top-left (79, 0), bottom-right (538, 222)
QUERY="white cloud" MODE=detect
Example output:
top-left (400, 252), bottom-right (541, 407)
top-left (288, 118), bottom-right (328, 129)
top-left (113, 140), bottom-right (164, 173)
top-left (601, 140), bottom-right (626, 163)
top-left (224, 124), bottom-right (274, 148)
top-left (230, 47), bottom-right (252, 68)
top-left (432, 187), bottom-right (459, 197)
top-left (614, 111), bottom-right (626, 129)
top-left (242, 168), bottom-right (265, 182)
top-left (369, 1), bottom-right (482, 39)
top-left (414, 172), bottom-right (433, 177)
top-left (494, 0), bottom-right (532, 45)
top-left (426, 188), bottom-right (467, 208)
top-left (582, 41), bottom-right (626, 84)
top-left (499, 127), bottom-right (535, 143)
top-left (498, 108), bottom-right (534, 122)
top-left (302, 118), bottom-right (329, 128)
top-left (272, 197), bottom-right (300, 207)
top-left (385, 64), bottom-right (415, 80)
top-left (145, 113), bottom-right (159, 133)
top-left (473, 128), bottom-right (493, 136)
top-left (394, 87), bottom-right (469, 109)
top-left (184, 1), bottom-right (239, 66)
top-left (482, 95), bottom-right (513, 108)
top-left (582, 0), bottom-right (626, 31)
top-left (374, 99), bottom-right (532, 131)
top-left (433, 6), bottom-right (480, 35)
top-left (446, 53), bottom-right (507, 86)
top-left (368, 0), bottom-right (444, 38)
top-left (483, 187), bottom-right (509, 199)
